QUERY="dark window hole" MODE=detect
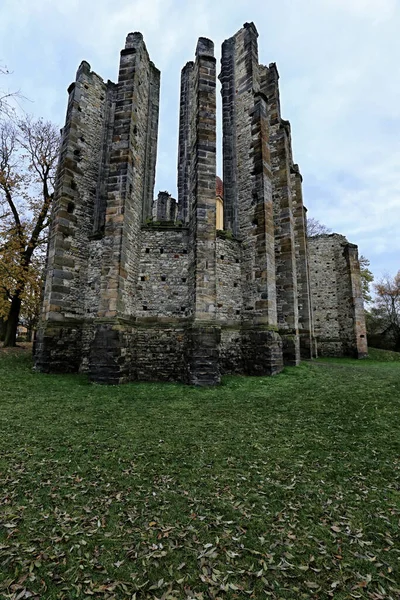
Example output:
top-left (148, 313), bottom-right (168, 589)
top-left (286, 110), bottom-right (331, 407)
top-left (67, 202), bottom-right (75, 214)
top-left (145, 248), bottom-right (150, 254)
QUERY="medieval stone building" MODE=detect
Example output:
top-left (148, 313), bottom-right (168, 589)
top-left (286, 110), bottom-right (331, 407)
top-left (34, 23), bottom-right (368, 385)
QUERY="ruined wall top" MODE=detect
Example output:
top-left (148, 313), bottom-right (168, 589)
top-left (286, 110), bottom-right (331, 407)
top-left (196, 37), bottom-right (214, 58)
top-left (125, 32), bottom-right (144, 48)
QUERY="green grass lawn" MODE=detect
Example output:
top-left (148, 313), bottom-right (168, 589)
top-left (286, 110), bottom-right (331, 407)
top-left (0, 349), bottom-right (399, 600)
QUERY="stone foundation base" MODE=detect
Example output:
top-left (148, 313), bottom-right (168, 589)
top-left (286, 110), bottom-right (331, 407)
top-left (35, 320), bottom-right (286, 385)
top-left (88, 323), bottom-right (135, 385)
top-left (185, 325), bottom-right (221, 386)
top-left (34, 322), bottom-right (83, 373)
top-left (299, 330), bottom-right (315, 360)
top-left (317, 338), bottom-right (367, 359)
top-left (281, 332), bottom-right (300, 366)
top-left (242, 328), bottom-right (283, 376)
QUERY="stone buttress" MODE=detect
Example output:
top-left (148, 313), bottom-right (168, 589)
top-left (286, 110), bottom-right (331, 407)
top-left (259, 64), bottom-right (300, 365)
top-left (220, 23), bottom-right (283, 375)
top-left (291, 165), bottom-right (316, 358)
top-left (35, 60), bottom-right (114, 373)
top-left (177, 61), bottom-right (194, 225)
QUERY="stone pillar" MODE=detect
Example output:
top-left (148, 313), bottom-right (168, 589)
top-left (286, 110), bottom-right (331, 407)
top-left (177, 61), bottom-right (194, 224)
top-left (142, 64), bottom-right (160, 222)
top-left (345, 244), bottom-right (368, 358)
top-left (261, 64), bottom-right (300, 366)
top-left (89, 33), bottom-right (160, 383)
top-left (220, 23), bottom-right (282, 376)
top-left (153, 191), bottom-right (177, 222)
top-left (291, 165), bottom-right (315, 358)
top-left (93, 82), bottom-right (117, 236)
top-left (220, 37), bottom-right (238, 235)
top-left (35, 61), bottom-right (110, 373)
top-left (186, 38), bottom-right (220, 386)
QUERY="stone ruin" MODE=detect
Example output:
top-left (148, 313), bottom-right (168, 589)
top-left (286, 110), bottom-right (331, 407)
top-left (34, 23), bottom-right (368, 385)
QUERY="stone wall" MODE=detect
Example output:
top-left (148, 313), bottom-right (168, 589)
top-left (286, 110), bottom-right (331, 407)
top-left (308, 234), bottom-right (367, 357)
top-left (216, 237), bottom-right (242, 323)
top-left (136, 227), bottom-right (189, 319)
top-left (216, 237), bottom-right (242, 374)
top-left (135, 326), bottom-right (186, 381)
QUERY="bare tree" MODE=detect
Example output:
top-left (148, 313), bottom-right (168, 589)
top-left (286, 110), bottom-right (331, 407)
top-left (0, 116), bottom-right (60, 346)
top-left (306, 217), bottom-right (332, 237)
top-left (0, 64), bottom-right (23, 120)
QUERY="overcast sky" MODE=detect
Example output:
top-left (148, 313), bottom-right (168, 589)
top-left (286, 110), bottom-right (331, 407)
top-left (1, 0), bottom-right (399, 281)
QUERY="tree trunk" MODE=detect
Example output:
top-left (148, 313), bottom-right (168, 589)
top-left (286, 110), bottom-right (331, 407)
top-left (3, 294), bottom-right (22, 347)
top-left (0, 317), bottom-right (6, 342)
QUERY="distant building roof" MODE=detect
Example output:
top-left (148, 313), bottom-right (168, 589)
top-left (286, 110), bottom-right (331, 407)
top-left (216, 176), bottom-right (223, 199)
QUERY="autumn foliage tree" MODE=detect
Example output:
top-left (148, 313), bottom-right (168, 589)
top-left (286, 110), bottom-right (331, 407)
top-left (0, 116), bottom-right (60, 346)
top-left (359, 255), bottom-right (374, 304)
top-left (372, 272), bottom-right (400, 351)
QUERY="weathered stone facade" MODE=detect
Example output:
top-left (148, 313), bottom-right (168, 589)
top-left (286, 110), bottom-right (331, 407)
top-left (35, 23), bottom-right (367, 385)
top-left (308, 234), bottom-right (368, 358)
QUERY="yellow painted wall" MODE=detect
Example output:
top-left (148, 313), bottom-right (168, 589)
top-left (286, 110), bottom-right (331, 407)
top-left (216, 196), bottom-right (223, 230)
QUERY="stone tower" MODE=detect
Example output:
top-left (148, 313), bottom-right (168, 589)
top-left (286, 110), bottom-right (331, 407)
top-left (35, 23), bottom-right (367, 385)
